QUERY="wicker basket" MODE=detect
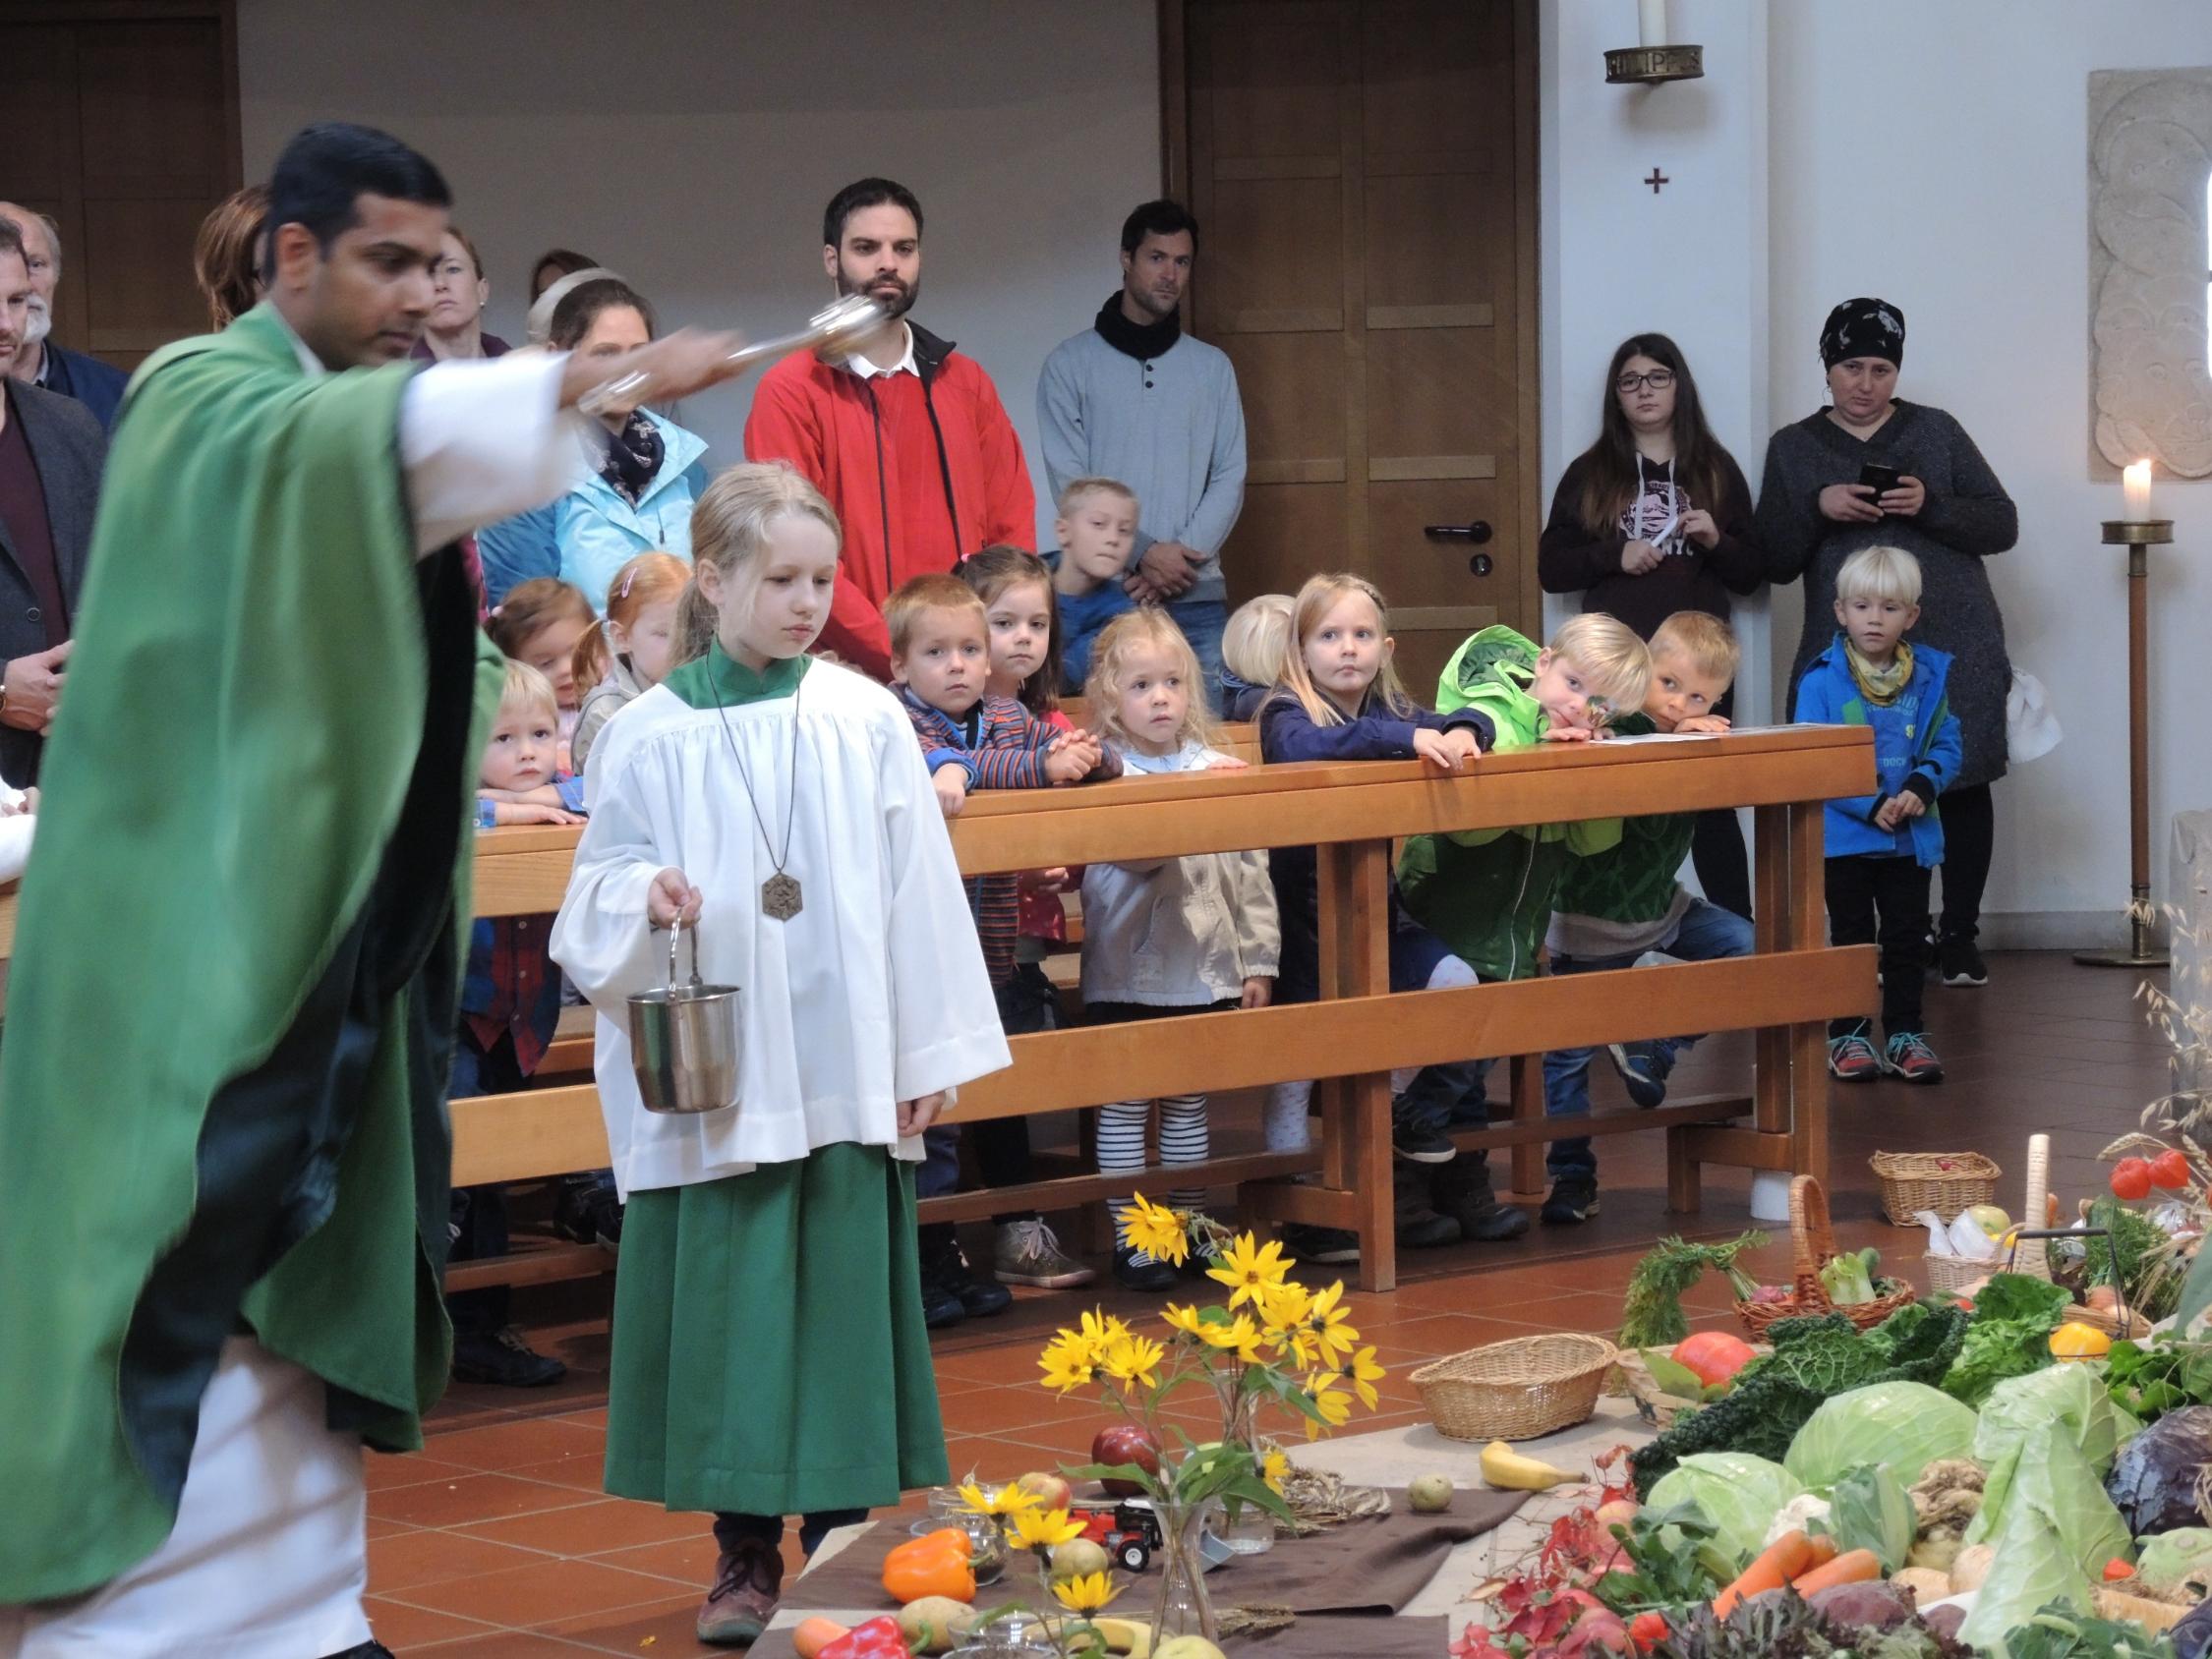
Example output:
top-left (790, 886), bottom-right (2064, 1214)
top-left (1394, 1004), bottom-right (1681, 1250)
top-left (1922, 1250), bottom-right (1991, 1297)
top-left (2062, 1299), bottom-right (2154, 1341)
top-left (1735, 1175), bottom-right (1918, 1340)
top-left (1869, 1150), bottom-right (2002, 1227)
top-left (1616, 1343), bottom-right (1773, 1430)
top-left (1411, 1333), bottom-right (1617, 1443)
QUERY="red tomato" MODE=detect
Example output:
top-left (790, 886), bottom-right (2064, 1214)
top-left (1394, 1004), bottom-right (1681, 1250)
top-left (2151, 1149), bottom-right (2192, 1191)
top-left (1673, 1330), bottom-right (1758, 1388)
top-left (2111, 1158), bottom-right (2154, 1201)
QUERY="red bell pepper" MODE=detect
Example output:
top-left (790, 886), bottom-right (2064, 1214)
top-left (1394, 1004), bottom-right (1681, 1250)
top-left (820, 1616), bottom-right (911, 1659)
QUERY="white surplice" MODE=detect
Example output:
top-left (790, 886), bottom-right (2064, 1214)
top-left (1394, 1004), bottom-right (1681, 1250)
top-left (551, 659), bottom-right (1011, 1198)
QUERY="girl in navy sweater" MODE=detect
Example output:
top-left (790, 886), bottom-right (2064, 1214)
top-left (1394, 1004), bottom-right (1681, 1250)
top-left (1257, 574), bottom-right (1529, 1251)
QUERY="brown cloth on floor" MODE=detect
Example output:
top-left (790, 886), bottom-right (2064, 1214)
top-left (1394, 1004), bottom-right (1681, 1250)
top-left (750, 1612), bottom-right (1456, 1657)
top-left (763, 1483), bottom-right (1527, 1633)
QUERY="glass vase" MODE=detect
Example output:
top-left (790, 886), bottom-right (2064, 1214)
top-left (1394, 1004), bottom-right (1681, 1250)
top-left (1150, 1499), bottom-right (1220, 1642)
top-left (1211, 1386), bottom-right (1278, 1556)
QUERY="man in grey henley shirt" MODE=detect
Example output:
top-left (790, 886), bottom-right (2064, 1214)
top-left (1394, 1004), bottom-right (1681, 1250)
top-left (1037, 199), bottom-right (1247, 708)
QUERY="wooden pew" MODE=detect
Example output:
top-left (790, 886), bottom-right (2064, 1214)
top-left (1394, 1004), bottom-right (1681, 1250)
top-left (452, 725), bottom-right (1873, 1291)
top-left (0, 728), bottom-right (1871, 1293)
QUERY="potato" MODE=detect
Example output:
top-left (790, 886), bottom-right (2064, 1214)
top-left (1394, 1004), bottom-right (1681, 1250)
top-left (1950, 1543), bottom-right (1996, 1592)
top-left (898, 1596), bottom-right (976, 1653)
top-left (1894, 1568), bottom-right (1954, 1604)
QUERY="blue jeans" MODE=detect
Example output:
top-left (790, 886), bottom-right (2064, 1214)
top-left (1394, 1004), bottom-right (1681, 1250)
top-left (1542, 897), bottom-right (1756, 1181)
top-left (1171, 599), bottom-right (1228, 715)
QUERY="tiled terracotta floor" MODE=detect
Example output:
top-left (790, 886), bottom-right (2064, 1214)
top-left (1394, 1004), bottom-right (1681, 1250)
top-left (368, 951), bottom-right (2173, 1652)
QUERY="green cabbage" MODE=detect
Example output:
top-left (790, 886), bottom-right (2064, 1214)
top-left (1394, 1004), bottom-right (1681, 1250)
top-left (1965, 1429), bottom-right (2132, 1576)
top-left (1646, 1452), bottom-right (1804, 1572)
top-left (1823, 1462), bottom-right (1915, 1571)
top-left (1976, 1361), bottom-right (2129, 1474)
top-left (1783, 1380), bottom-right (1980, 1490)
top-left (1956, 1515), bottom-right (2098, 1659)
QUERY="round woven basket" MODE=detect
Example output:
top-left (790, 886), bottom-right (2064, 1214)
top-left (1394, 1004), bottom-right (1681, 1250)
top-left (1869, 1150), bottom-right (2002, 1227)
top-left (1615, 1343), bottom-right (1773, 1430)
top-left (1735, 1175), bottom-right (1917, 1339)
top-left (1411, 1333), bottom-right (1617, 1443)
top-left (1922, 1250), bottom-right (1987, 1296)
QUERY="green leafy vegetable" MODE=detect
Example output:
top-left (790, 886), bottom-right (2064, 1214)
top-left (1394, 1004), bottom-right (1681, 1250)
top-left (1965, 1430), bottom-right (2132, 1581)
top-left (2105, 1334), bottom-right (2212, 1423)
top-left (1823, 1463), bottom-right (1915, 1571)
top-left (2084, 1195), bottom-right (2183, 1323)
top-left (1621, 1231), bottom-right (1770, 1348)
top-left (1785, 1381), bottom-right (1979, 1490)
top-left (1995, 1604), bottom-right (2178, 1659)
top-left (1976, 1362), bottom-right (2131, 1474)
top-left (1943, 1272), bottom-right (2072, 1407)
top-left (1820, 1251), bottom-right (1876, 1305)
top-left (1590, 1500), bottom-right (1733, 1616)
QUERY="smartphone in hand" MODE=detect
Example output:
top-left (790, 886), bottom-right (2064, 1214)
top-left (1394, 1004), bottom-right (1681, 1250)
top-left (1859, 462), bottom-right (1902, 503)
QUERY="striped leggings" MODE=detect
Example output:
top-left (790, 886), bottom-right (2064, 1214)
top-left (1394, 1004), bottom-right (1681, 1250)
top-left (1088, 997), bottom-right (1236, 1250)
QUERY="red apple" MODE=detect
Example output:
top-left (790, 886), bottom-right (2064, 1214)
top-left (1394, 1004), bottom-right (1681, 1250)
top-left (1017, 1470), bottom-right (1073, 1512)
top-left (1092, 1424), bottom-right (1161, 1497)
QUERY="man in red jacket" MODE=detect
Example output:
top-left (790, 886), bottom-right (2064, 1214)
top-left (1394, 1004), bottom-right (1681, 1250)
top-left (745, 178), bottom-right (1036, 680)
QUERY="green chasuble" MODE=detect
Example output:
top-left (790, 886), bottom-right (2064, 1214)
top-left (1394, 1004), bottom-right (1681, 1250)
top-left (0, 304), bottom-right (504, 1600)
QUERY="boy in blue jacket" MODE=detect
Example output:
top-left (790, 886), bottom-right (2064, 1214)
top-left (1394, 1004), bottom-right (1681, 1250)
top-left (1794, 545), bottom-right (1961, 1084)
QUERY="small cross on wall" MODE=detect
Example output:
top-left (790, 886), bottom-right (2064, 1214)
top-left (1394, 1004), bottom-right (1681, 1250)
top-left (1645, 168), bottom-right (1669, 195)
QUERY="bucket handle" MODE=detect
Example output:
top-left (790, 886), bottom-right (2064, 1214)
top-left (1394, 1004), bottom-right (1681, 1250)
top-left (667, 916), bottom-right (703, 993)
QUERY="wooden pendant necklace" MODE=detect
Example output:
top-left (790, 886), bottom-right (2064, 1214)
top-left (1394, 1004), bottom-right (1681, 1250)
top-left (708, 665), bottom-right (804, 921)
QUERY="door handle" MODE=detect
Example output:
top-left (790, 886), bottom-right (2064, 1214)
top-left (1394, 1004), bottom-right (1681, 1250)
top-left (1424, 521), bottom-right (1492, 543)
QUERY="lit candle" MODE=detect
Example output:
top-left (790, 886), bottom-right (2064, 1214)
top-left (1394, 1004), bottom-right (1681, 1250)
top-left (1639, 0), bottom-right (1665, 47)
top-left (2124, 458), bottom-right (2153, 522)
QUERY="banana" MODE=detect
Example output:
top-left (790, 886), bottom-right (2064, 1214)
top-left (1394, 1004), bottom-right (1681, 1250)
top-left (1046, 1615), bottom-right (1153, 1656)
top-left (1479, 1439), bottom-right (1579, 1491)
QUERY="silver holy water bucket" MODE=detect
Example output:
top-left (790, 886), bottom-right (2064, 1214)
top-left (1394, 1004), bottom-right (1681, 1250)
top-left (626, 920), bottom-right (742, 1115)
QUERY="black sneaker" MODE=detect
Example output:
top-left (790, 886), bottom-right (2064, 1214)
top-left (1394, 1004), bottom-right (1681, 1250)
top-left (935, 1243), bottom-right (1012, 1318)
top-left (451, 1325), bottom-right (566, 1387)
top-left (1392, 1119), bottom-right (1457, 1165)
top-left (1393, 1161), bottom-right (1463, 1249)
top-left (917, 1255), bottom-right (966, 1329)
top-left (554, 1180), bottom-right (624, 1248)
top-left (1541, 1177), bottom-right (1601, 1226)
top-left (1431, 1156), bottom-right (1531, 1242)
top-left (1280, 1222), bottom-right (1361, 1265)
top-left (1938, 936), bottom-right (1989, 987)
top-left (1605, 1041), bottom-right (1673, 1109)
top-left (1113, 1244), bottom-right (1180, 1292)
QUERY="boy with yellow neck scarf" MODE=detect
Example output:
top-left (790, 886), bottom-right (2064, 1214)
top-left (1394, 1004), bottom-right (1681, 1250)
top-left (1794, 544), bottom-right (1961, 1085)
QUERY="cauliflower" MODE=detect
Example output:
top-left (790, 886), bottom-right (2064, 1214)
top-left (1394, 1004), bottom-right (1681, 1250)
top-left (1762, 1491), bottom-right (1833, 1549)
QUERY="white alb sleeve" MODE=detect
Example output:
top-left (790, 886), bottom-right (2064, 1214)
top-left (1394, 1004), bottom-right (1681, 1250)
top-left (397, 352), bottom-right (590, 555)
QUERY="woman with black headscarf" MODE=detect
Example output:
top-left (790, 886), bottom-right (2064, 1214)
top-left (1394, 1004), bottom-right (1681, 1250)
top-left (1759, 298), bottom-right (2018, 988)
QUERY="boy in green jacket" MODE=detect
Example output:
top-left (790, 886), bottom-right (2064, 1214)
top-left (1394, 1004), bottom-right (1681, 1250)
top-left (1397, 615), bottom-right (1651, 1218)
top-left (1537, 611), bottom-right (1751, 1225)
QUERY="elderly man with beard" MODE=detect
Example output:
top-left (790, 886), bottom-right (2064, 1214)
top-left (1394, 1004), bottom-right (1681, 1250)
top-left (744, 176), bottom-right (1035, 679)
top-left (0, 204), bottom-right (131, 430)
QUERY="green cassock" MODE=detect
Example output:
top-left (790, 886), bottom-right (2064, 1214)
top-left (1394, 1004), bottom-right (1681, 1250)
top-left (0, 302), bottom-right (503, 1601)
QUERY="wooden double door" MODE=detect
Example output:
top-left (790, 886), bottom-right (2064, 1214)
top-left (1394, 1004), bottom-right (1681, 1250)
top-left (1168, 0), bottom-right (1540, 692)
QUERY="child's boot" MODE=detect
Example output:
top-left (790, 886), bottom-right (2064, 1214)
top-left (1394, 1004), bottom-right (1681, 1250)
top-left (696, 1536), bottom-right (783, 1646)
top-left (1432, 1154), bottom-right (1531, 1242)
top-left (1393, 1159), bottom-right (1461, 1248)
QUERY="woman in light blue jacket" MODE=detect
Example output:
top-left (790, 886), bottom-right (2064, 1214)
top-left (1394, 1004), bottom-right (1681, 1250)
top-left (548, 276), bottom-right (710, 610)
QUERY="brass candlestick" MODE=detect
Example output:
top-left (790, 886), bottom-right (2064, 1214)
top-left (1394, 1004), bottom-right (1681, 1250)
top-left (2076, 518), bottom-right (2177, 969)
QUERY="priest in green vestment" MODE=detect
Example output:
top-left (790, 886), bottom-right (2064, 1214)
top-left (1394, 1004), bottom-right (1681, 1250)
top-left (0, 123), bottom-right (748, 1659)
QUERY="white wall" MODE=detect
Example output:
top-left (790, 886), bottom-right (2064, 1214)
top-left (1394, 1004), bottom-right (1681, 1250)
top-left (1770, 0), bottom-right (2211, 942)
top-left (235, 0), bottom-right (1160, 552)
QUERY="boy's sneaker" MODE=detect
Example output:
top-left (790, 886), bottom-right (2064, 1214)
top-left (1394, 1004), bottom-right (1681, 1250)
top-left (1280, 1222), bottom-right (1361, 1264)
top-left (1605, 1041), bottom-right (1674, 1110)
top-left (1392, 1119), bottom-right (1457, 1165)
top-left (553, 1183), bottom-right (624, 1249)
top-left (1828, 1032), bottom-right (1883, 1082)
top-left (994, 1219), bottom-right (1094, 1288)
top-left (1938, 937), bottom-right (1989, 988)
top-left (451, 1325), bottom-right (566, 1388)
top-left (1541, 1176), bottom-right (1601, 1226)
top-left (1112, 1243), bottom-right (1179, 1292)
top-left (1885, 1031), bottom-right (1946, 1084)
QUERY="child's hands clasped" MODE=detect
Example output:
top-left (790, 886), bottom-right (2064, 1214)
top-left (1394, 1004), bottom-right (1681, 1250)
top-left (1874, 792), bottom-right (1928, 832)
top-left (648, 867), bottom-right (705, 929)
top-left (1413, 726), bottom-right (1482, 771)
top-left (1045, 729), bottom-right (1103, 782)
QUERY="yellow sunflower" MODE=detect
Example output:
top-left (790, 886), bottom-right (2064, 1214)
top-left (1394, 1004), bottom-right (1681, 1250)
top-left (958, 1479), bottom-right (1041, 1517)
top-left (1119, 1194), bottom-right (1191, 1267)
top-left (1301, 1281), bottom-right (1360, 1368)
top-left (1205, 1233), bottom-right (1291, 1310)
top-left (1339, 1344), bottom-right (1387, 1410)
top-left (1160, 1302), bottom-right (1210, 1343)
top-left (1102, 1333), bottom-right (1165, 1393)
top-left (1008, 1506), bottom-right (1088, 1552)
top-left (1261, 1447), bottom-right (1292, 1493)
top-left (1194, 1311), bottom-right (1267, 1364)
top-left (1051, 1570), bottom-right (1124, 1614)
top-left (1303, 1370), bottom-right (1354, 1439)
top-left (1039, 1338), bottom-right (1100, 1395)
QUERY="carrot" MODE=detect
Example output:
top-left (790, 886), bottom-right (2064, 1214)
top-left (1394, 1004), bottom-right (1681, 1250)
top-left (1714, 1529), bottom-right (1817, 1617)
top-left (1803, 1533), bottom-right (1840, 1570)
top-left (1789, 1548), bottom-right (1883, 1597)
top-left (791, 1618), bottom-right (849, 1659)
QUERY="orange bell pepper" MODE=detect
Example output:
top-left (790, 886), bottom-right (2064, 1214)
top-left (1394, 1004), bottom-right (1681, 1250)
top-left (881, 1527), bottom-right (976, 1605)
